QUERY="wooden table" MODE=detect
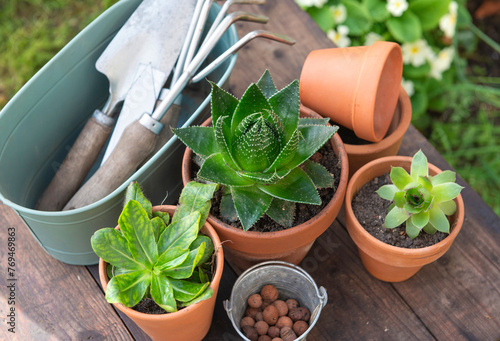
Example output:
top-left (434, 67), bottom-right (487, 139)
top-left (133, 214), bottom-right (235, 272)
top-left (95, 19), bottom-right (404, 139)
top-left (1, 1), bottom-right (499, 340)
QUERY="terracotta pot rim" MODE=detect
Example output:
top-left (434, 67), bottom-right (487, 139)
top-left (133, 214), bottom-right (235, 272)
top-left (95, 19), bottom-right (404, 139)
top-left (345, 155), bottom-right (465, 256)
top-left (182, 112), bottom-right (349, 241)
top-left (98, 205), bottom-right (224, 321)
top-left (344, 87), bottom-right (412, 155)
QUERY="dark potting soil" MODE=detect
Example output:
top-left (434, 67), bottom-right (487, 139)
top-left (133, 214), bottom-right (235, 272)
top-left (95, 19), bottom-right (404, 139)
top-left (337, 124), bottom-right (372, 145)
top-left (352, 173), bottom-right (450, 248)
top-left (132, 298), bottom-right (166, 315)
top-left (195, 141), bottom-right (342, 232)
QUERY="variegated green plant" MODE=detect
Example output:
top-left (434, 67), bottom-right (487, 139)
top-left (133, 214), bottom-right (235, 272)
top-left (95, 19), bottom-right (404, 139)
top-left (174, 70), bottom-right (338, 231)
top-left (91, 181), bottom-right (218, 312)
top-left (376, 150), bottom-right (463, 239)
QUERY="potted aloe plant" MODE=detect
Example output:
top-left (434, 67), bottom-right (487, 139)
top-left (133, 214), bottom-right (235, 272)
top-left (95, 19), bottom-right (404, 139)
top-left (174, 70), bottom-right (349, 271)
top-left (345, 150), bottom-right (465, 282)
top-left (92, 181), bottom-right (223, 341)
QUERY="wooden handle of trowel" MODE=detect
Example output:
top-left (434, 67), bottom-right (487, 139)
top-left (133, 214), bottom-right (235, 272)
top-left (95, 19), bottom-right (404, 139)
top-left (35, 111), bottom-right (114, 211)
top-left (63, 119), bottom-right (159, 210)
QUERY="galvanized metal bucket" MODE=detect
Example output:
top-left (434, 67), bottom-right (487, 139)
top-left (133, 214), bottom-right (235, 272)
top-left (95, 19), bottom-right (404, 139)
top-left (0, 0), bottom-right (237, 265)
top-left (224, 261), bottom-right (328, 340)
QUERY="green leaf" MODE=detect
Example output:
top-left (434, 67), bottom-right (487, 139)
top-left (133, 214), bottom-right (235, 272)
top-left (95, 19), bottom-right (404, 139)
top-left (150, 275), bottom-right (177, 312)
top-left (387, 10), bottom-right (422, 43)
top-left (376, 184), bottom-right (399, 201)
top-left (158, 211), bottom-right (200, 256)
top-left (394, 191), bottom-right (406, 208)
top-left (258, 167), bottom-right (321, 205)
top-left (457, 3), bottom-right (472, 29)
top-left (410, 150), bottom-right (428, 179)
top-left (231, 84), bottom-right (272, 133)
top-left (239, 170), bottom-right (281, 184)
top-left (306, 6), bottom-right (335, 32)
top-left (411, 210), bottom-right (430, 229)
top-left (150, 217), bottom-right (167, 243)
top-left (265, 129), bottom-right (300, 173)
top-left (418, 176), bottom-right (433, 192)
top-left (172, 181), bottom-right (218, 229)
top-left (190, 235), bottom-right (214, 265)
top-left (405, 218), bottom-right (422, 239)
top-left (364, 0), bottom-right (390, 22)
top-left (404, 202), bottom-right (423, 214)
top-left (341, 0), bottom-right (373, 36)
top-left (162, 243), bottom-right (206, 279)
top-left (438, 200), bottom-right (457, 216)
top-left (91, 228), bottom-right (144, 270)
top-left (431, 183), bottom-right (463, 203)
top-left (409, 0), bottom-right (450, 31)
top-left (105, 270), bottom-right (151, 307)
top-left (390, 167), bottom-right (414, 190)
top-left (153, 211), bottom-right (170, 226)
top-left (298, 118), bottom-right (329, 126)
top-left (210, 81), bottom-right (239, 126)
top-left (154, 248), bottom-right (189, 272)
top-left (168, 278), bottom-right (210, 303)
top-left (266, 198), bottom-right (295, 228)
top-left (182, 287), bottom-right (213, 307)
top-left (119, 201), bottom-right (158, 269)
top-left (279, 125), bottom-right (336, 176)
top-left (429, 205), bottom-right (450, 233)
top-left (214, 115), bottom-right (241, 171)
top-left (403, 63), bottom-right (431, 79)
top-left (431, 170), bottom-right (456, 185)
top-left (302, 160), bottom-right (334, 188)
top-left (384, 206), bottom-right (409, 228)
top-left (198, 153), bottom-right (254, 187)
top-left (220, 190), bottom-right (239, 223)
top-left (256, 70), bottom-right (278, 99)
top-left (268, 80), bottom-right (300, 141)
top-left (231, 186), bottom-right (273, 231)
top-left (124, 182), bottom-right (152, 218)
top-left (173, 126), bottom-right (218, 158)
top-left (422, 223), bottom-right (437, 235)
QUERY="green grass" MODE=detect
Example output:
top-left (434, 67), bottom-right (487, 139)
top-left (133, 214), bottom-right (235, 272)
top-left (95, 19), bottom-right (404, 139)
top-left (0, 0), bottom-right (118, 107)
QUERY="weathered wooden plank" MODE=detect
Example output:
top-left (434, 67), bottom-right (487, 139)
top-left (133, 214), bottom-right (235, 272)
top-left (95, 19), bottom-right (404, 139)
top-left (0, 203), bottom-right (132, 340)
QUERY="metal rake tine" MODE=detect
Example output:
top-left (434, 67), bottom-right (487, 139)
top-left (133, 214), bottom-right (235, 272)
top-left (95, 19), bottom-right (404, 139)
top-left (191, 30), bottom-right (295, 83)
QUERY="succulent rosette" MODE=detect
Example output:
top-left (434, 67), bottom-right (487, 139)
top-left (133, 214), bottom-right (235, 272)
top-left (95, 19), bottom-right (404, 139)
top-left (376, 150), bottom-right (464, 239)
top-left (174, 70), bottom-right (338, 231)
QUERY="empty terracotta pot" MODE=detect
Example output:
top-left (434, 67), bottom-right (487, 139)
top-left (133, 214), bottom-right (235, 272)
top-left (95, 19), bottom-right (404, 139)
top-left (300, 41), bottom-right (403, 143)
top-left (344, 156), bottom-right (465, 282)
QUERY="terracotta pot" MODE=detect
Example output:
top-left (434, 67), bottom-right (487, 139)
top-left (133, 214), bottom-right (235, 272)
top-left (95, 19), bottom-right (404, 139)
top-left (181, 108), bottom-right (349, 272)
top-left (98, 205), bottom-right (224, 341)
top-left (341, 87), bottom-right (412, 178)
top-left (299, 41), bottom-right (403, 143)
top-left (344, 156), bottom-right (465, 282)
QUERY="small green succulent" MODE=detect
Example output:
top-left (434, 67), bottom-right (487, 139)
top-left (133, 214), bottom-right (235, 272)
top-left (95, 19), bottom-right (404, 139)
top-left (174, 70), bottom-right (338, 231)
top-left (376, 150), bottom-right (464, 239)
top-left (91, 181), bottom-right (218, 312)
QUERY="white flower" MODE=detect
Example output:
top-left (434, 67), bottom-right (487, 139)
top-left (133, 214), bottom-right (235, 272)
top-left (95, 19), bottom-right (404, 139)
top-left (295, 0), bottom-right (328, 8)
top-left (401, 39), bottom-right (433, 67)
top-left (386, 0), bottom-right (409, 17)
top-left (401, 78), bottom-right (415, 97)
top-left (327, 25), bottom-right (351, 48)
top-left (364, 32), bottom-right (384, 46)
top-left (330, 4), bottom-right (347, 24)
top-left (439, 1), bottom-right (458, 38)
top-left (429, 47), bottom-right (455, 80)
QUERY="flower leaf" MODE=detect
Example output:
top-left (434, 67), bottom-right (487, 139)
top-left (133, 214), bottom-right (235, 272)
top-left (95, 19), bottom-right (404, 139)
top-left (258, 167), bottom-right (321, 205)
top-left (431, 170), bottom-right (456, 185)
top-left (409, 0), bottom-right (451, 31)
top-left (151, 216), bottom-right (167, 243)
top-left (405, 218), bottom-right (422, 239)
top-left (256, 69), bottom-right (278, 99)
top-left (157, 211), bottom-right (200, 256)
top-left (189, 235), bottom-right (214, 265)
top-left (105, 270), bottom-right (151, 307)
top-left (173, 126), bottom-right (218, 158)
top-left (438, 200), bottom-right (457, 216)
top-left (172, 181), bottom-right (218, 229)
top-left (162, 243), bottom-right (206, 279)
top-left (387, 10), bottom-right (422, 43)
top-left (384, 206), bottom-right (410, 228)
top-left (155, 248), bottom-right (189, 272)
top-left (91, 228), bottom-right (145, 271)
top-left (431, 183), bottom-right (463, 203)
top-left (266, 198), bottom-right (295, 228)
top-left (410, 210), bottom-right (430, 229)
top-left (376, 184), bottom-right (399, 201)
top-left (124, 182), bottom-right (152, 218)
top-left (390, 166), bottom-right (414, 190)
top-left (231, 186), bottom-right (273, 231)
top-left (151, 274), bottom-right (176, 312)
top-left (410, 150), bottom-right (428, 179)
top-left (198, 153), bottom-right (254, 187)
top-left (181, 287), bottom-right (213, 307)
top-left (168, 278), bottom-right (210, 303)
top-left (429, 204), bottom-right (450, 233)
top-left (119, 201), bottom-right (158, 269)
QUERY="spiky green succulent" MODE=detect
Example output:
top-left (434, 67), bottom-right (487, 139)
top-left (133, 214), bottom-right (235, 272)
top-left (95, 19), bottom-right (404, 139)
top-left (376, 150), bottom-right (464, 239)
top-left (174, 70), bottom-right (338, 231)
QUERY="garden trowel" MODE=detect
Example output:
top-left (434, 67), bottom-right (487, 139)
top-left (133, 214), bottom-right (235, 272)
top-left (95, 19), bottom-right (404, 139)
top-left (36, 0), bottom-right (198, 211)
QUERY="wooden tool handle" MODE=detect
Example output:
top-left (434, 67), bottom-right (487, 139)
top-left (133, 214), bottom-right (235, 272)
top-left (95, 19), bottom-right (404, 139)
top-left (63, 120), bottom-right (158, 210)
top-left (35, 112), bottom-right (114, 211)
